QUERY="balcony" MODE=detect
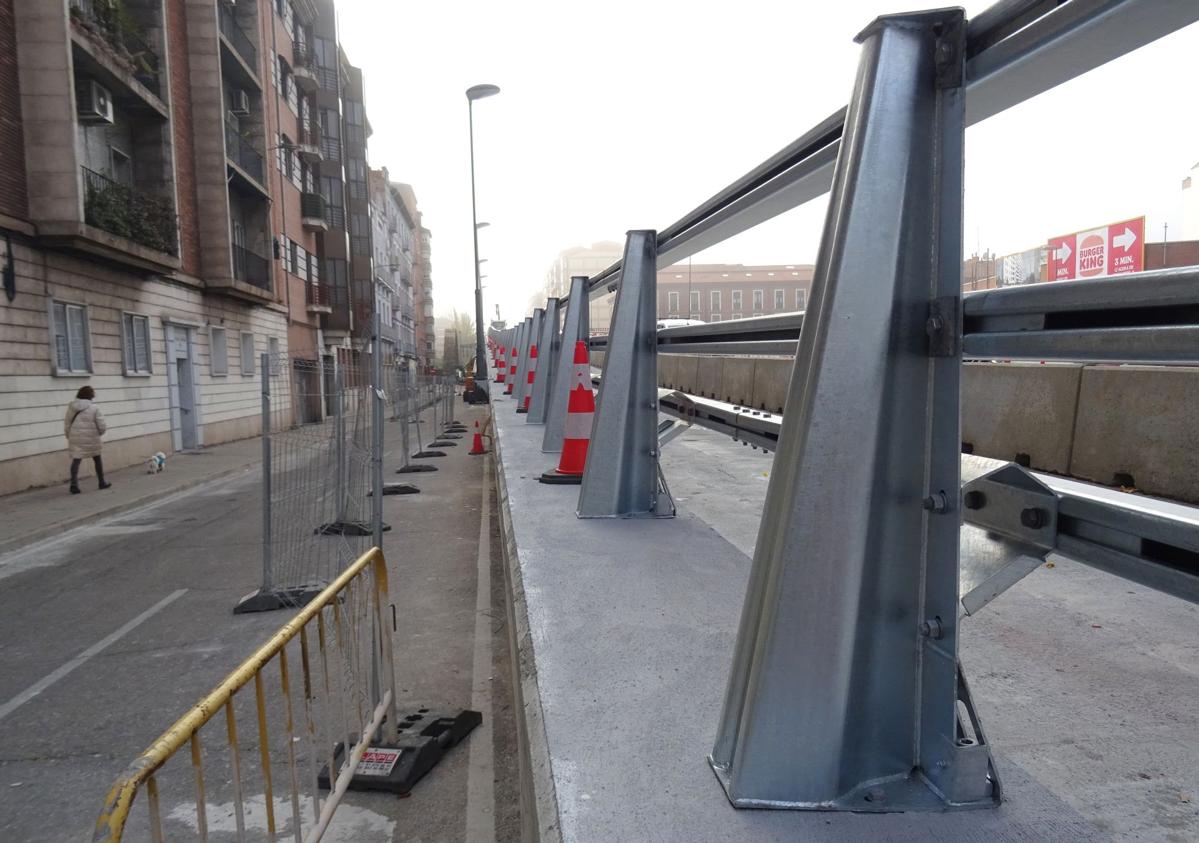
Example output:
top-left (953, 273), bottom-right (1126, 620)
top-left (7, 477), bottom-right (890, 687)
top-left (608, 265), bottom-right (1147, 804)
top-left (292, 41), bottom-right (318, 92)
top-left (225, 122), bottom-right (266, 189)
top-left (295, 122), bottom-right (323, 163)
top-left (232, 243), bottom-right (271, 290)
top-left (324, 204), bottom-right (346, 230)
top-left (319, 134), bottom-right (341, 162)
top-left (218, 2), bottom-right (257, 71)
top-left (81, 167), bottom-right (178, 257)
top-left (301, 193), bottom-right (328, 232)
top-left (306, 281), bottom-right (333, 313)
top-left (69, 0), bottom-right (162, 97)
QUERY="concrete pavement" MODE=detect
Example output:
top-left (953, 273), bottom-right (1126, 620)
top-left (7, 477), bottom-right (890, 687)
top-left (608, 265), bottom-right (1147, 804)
top-left (0, 397), bottom-right (518, 842)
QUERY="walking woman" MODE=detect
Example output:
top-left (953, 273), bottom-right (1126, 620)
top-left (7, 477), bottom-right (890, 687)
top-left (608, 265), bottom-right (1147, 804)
top-left (65, 385), bottom-right (111, 494)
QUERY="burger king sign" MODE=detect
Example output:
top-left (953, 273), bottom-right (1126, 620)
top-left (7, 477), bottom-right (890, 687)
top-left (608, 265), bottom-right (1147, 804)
top-left (1047, 216), bottom-right (1145, 281)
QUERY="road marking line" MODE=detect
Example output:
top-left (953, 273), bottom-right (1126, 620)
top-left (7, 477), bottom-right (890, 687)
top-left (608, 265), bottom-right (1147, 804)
top-left (0, 589), bottom-right (189, 723)
top-left (465, 452), bottom-right (496, 843)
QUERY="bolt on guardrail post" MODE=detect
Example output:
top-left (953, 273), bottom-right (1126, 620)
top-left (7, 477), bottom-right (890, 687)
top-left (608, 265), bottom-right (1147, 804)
top-left (709, 9), bottom-right (995, 812)
top-left (577, 230), bottom-right (674, 518)
top-left (260, 352), bottom-right (272, 593)
top-left (527, 297), bottom-right (560, 424)
top-left (543, 277), bottom-right (591, 453)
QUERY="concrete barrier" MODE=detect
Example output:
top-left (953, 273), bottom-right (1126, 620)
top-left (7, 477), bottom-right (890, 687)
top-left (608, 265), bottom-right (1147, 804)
top-left (695, 356), bottom-right (724, 400)
top-left (658, 355), bottom-right (681, 390)
top-left (752, 358), bottom-right (791, 414)
top-left (961, 362), bottom-right (1083, 476)
top-left (719, 358), bottom-right (756, 406)
top-left (1070, 365), bottom-right (1199, 503)
top-left (674, 355), bottom-right (700, 395)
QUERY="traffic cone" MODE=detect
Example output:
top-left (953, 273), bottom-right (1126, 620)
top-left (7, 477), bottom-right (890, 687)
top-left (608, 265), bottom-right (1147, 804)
top-left (517, 342), bottom-right (537, 413)
top-left (505, 346), bottom-right (518, 394)
top-left (540, 341), bottom-right (593, 485)
top-left (495, 346), bottom-right (506, 384)
top-left (468, 421), bottom-right (487, 455)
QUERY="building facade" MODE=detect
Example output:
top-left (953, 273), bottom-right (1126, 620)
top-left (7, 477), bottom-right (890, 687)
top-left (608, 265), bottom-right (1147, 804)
top-left (0, 0), bottom-right (425, 495)
top-left (657, 263), bottom-right (815, 322)
top-left (369, 167), bottom-right (416, 362)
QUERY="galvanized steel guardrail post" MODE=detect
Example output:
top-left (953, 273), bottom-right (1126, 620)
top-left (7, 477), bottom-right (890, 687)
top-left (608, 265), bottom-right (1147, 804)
top-left (526, 297), bottom-right (560, 424)
top-left (542, 277), bottom-right (590, 454)
top-left (577, 230), bottom-right (674, 519)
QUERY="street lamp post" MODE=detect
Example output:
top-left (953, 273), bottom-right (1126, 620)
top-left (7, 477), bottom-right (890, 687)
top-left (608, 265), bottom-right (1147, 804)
top-left (466, 83), bottom-right (500, 403)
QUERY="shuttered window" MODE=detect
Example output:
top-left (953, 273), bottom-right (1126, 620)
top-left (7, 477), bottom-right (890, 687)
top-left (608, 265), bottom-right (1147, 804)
top-left (241, 332), bottom-right (256, 375)
top-left (50, 300), bottom-right (92, 374)
top-left (122, 312), bottom-right (152, 374)
top-left (210, 327), bottom-right (229, 376)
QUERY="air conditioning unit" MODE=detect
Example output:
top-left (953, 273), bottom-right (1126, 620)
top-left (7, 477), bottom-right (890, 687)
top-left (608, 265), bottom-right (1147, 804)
top-left (77, 80), bottom-right (114, 124)
top-left (231, 89), bottom-right (251, 115)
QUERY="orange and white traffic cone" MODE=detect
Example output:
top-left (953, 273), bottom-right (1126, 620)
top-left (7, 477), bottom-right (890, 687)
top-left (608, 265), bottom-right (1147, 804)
top-left (539, 340), bottom-right (593, 485)
top-left (496, 346), bottom-right (506, 384)
top-left (517, 342), bottom-right (537, 413)
top-left (468, 420), bottom-right (487, 455)
top-left (505, 346), bottom-right (518, 394)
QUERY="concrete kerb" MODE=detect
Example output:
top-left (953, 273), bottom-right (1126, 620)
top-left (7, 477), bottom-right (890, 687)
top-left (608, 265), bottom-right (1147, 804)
top-left (490, 394), bottom-right (564, 843)
top-left (0, 461), bottom-right (259, 558)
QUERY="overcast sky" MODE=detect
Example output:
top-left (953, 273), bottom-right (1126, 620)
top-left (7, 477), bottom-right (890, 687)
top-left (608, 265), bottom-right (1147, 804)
top-left (337, 1), bottom-right (1199, 324)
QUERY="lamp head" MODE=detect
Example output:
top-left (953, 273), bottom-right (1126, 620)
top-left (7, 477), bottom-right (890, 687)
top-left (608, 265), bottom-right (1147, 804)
top-left (466, 84), bottom-right (501, 101)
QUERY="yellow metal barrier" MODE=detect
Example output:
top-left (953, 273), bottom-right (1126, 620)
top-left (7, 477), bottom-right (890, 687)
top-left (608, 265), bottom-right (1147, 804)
top-left (93, 547), bottom-right (397, 842)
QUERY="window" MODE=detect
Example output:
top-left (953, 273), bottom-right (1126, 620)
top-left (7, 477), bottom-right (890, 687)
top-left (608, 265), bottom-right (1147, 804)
top-left (50, 300), bottom-right (92, 374)
top-left (731, 313), bottom-right (742, 320)
top-left (689, 291), bottom-right (700, 317)
top-left (268, 336), bottom-right (281, 375)
top-left (240, 332), bottom-right (256, 376)
top-left (796, 288), bottom-right (807, 311)
top-left (710, 314), bottom-right (722, 322)
top-left (667, 291), bottom-right (679, 314)
top-left (774, 289), bottom-right (785, 310)
top-left (121, 313), bottom-right (152, 375)
top-left (731, 290), bottom-right (742, 311)
top-left (753, 290), bottom-right (764, 311)
top-left (710, 290), bottom-right (721, 312)
top-left (210, 327), bottom-right (229, 376)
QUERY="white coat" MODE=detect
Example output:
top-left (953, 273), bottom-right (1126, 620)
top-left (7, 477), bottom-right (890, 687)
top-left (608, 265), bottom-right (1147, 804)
top-left (65, 398), bottom-right (107, 459)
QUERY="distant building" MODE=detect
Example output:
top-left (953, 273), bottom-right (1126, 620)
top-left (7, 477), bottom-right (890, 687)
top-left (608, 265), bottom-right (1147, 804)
top-left (1183, 162), bottom-right (1199, 241)
top-left (657, 264), bottom-right (815, 322)
top-left (369, 168), bottom-right (417, 362)
top-left (393, 184), bottom-right (434, 370)
top-left (539, 241), bottom-right (624, 335)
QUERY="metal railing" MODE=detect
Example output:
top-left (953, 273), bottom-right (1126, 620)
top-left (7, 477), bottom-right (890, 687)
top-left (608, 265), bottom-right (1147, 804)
top-left (81, 166), bottom-right (178, 256)
top-left (319, 135), bottom-right (341, 162)
top-left (218, 1), bottom-right (257, 69)
top-left (503, 0), bottom-right (1199, 817)
top-left (69, 0), bottom-right (162, 95)
top-left (93, 547), bottom-right (396, 843)
top-left (323, 204), bottom-right (346, 229)
top-left (306, 281), bottom-right (332, 309)
top-left (301, 191), bottom-right (326, 220)
top-left (232, 242), bottom-right (270, 289)
top-left (225, 122), bottom-right (265, 184)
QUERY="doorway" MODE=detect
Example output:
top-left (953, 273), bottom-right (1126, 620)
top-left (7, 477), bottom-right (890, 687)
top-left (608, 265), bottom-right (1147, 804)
top-left (165, 324), bottom-right (200, 451)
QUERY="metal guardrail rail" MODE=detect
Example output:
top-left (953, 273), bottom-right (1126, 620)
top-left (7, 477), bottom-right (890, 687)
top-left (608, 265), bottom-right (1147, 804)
top-left (590, 266), bottom-right (1199, 364)
top-left (567, 0), bottom-right (1199, 303)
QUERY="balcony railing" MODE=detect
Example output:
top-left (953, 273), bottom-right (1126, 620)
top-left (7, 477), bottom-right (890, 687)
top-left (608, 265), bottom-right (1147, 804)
top-left (218, 2), bottom-right (257, 69)
top-left (319, 135), bottom-right (341, 162)
top-left (306, 281), bottom-right (332, 309)
top-left (232, 243), bottom-right (270, 290)
top-left (82, 167), bottom-right (178, 255)
top-left (324, 205), bottom-right (345, 229)
top-left (225, 122), bottom-right (265, 185)
top-left (69, 0), bottom-right (162, 95)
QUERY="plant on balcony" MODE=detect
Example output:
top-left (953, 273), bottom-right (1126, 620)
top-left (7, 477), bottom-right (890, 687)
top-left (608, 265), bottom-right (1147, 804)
top-left (84, 176), bottom-right (178, 256)
top-left (70, 0), bottom-right (158, 89)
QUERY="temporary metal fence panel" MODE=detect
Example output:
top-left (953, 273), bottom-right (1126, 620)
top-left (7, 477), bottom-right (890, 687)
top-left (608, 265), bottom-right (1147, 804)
top-left (95, 549), bottom-right (397, 842)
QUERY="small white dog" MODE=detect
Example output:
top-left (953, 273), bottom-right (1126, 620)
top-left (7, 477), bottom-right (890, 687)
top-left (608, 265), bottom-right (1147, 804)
top-left (146, 451), bottom-right (167, 474)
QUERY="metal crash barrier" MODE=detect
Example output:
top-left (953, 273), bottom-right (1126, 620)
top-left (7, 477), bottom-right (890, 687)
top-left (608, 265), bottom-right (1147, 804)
top-left (493, 0), bottom-right (1199, 815)
top-left (94, 548), bottom-right (396, 842)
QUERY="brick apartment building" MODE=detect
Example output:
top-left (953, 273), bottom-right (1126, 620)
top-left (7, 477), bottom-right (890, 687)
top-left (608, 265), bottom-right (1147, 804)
top-left (0, 0), bottom-right (428, 495)
top-left (657, 263), bottom-right (815, 322)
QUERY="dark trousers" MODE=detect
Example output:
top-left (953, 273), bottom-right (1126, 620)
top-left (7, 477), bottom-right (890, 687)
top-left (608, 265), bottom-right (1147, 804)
top-left (70, 456), bottom-right (105, 485)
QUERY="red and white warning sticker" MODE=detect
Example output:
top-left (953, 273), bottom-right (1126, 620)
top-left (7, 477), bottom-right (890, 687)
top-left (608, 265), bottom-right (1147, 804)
top-left (356, 747), bottom-right (403, 777)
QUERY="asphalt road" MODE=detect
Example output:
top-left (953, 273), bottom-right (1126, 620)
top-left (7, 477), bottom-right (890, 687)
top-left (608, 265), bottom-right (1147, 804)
top-left (0, 400), bottom-right (517, 842)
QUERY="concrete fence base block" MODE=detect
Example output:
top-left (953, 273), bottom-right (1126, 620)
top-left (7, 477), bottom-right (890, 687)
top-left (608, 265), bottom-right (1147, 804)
top-left (719, 357), bottom-right (756, 407)
top-left (752, 358), bottom-right (791, 414)
top-left (695, 356), bottom-right (724, 400)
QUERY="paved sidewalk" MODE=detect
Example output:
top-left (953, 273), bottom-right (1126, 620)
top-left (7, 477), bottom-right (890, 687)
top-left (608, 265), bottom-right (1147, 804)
top-left (0, 437), bottom-right (264, 556)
